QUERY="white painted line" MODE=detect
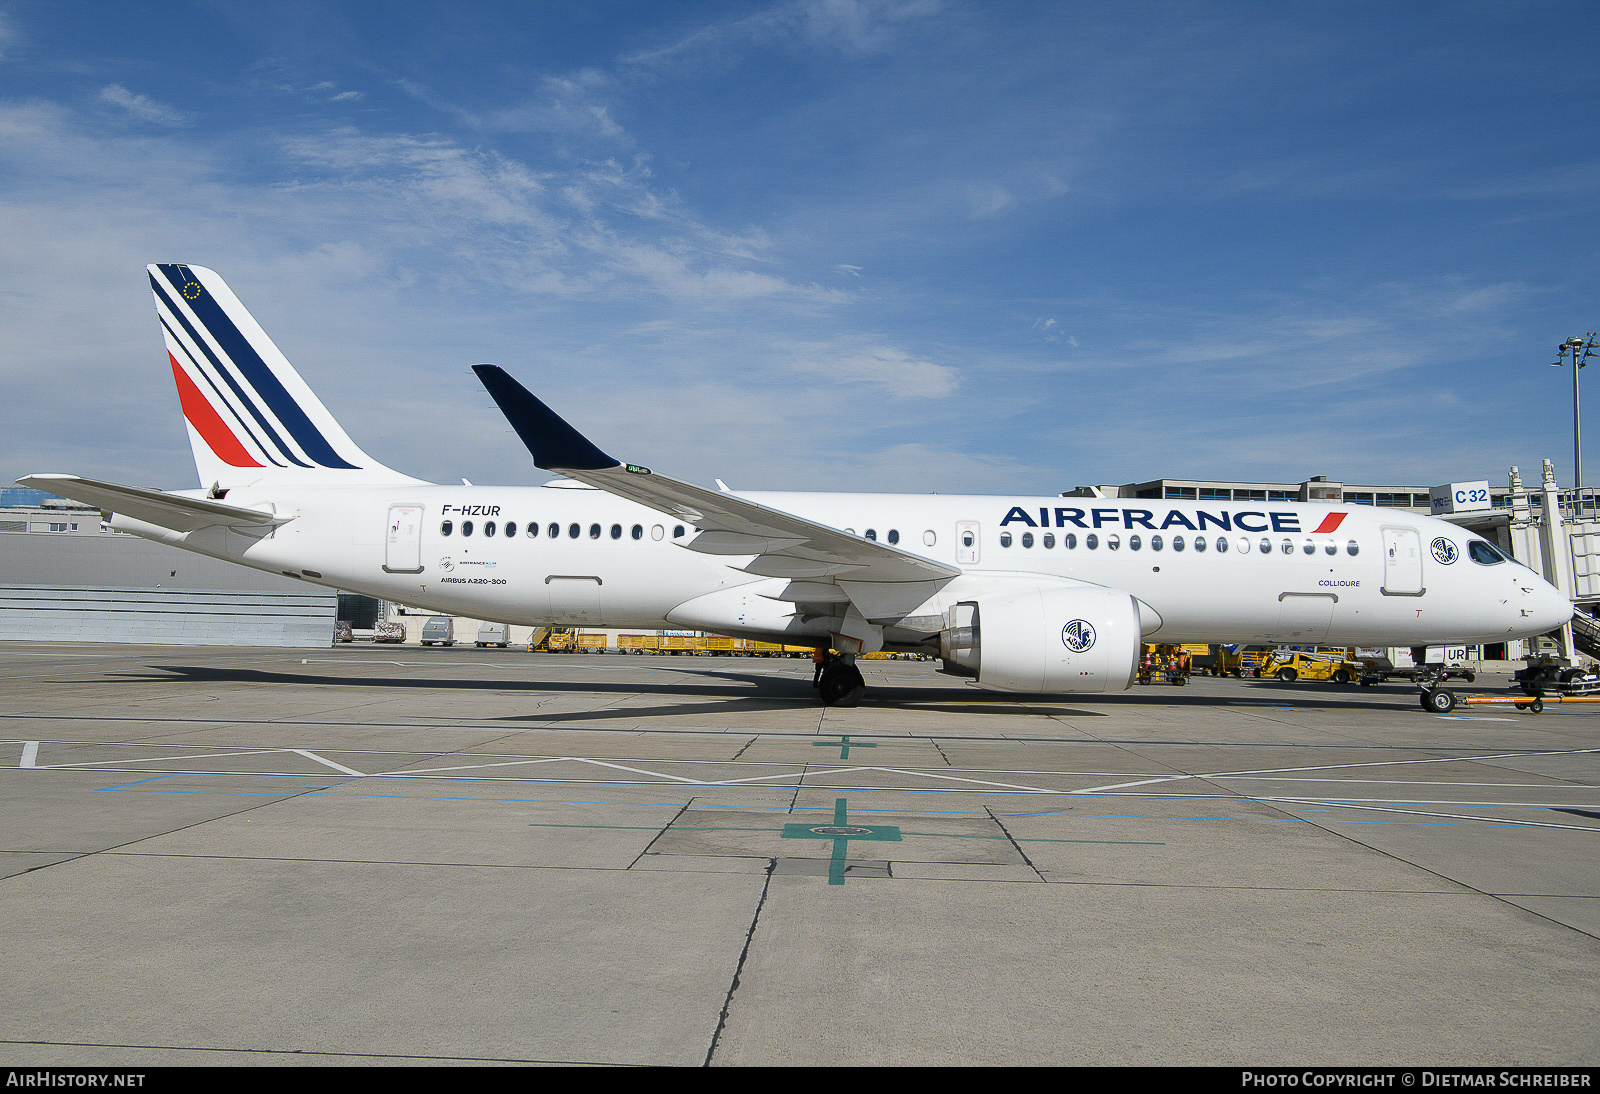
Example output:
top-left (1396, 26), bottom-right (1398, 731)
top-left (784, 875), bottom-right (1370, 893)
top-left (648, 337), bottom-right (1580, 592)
top-left (19, 741), bottom-right (38, 768)
top-left (38, 748), bottom-right (288, 770)
top-left (1262, 796), bottom-right (1600, 833)
top-left (288, 749), bottom-right (369, 777)
top-left (384, 756), bottom-right (571, 776)
top-left (569, 758), bottom-right (708, 784)
top-left (1073, 775), bottom-right (1194, 794)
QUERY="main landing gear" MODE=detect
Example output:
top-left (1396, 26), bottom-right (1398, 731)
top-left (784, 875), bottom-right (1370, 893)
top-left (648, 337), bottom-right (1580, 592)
top-left (815, 651), bottom-right (866, 707)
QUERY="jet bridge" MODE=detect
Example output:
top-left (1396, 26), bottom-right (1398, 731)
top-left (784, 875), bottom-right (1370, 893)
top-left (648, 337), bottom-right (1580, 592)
top-left (1439, 458), bottom-right (1598, 662)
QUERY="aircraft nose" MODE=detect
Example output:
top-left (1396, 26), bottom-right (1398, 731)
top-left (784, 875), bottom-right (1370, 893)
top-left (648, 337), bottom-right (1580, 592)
top-left (1527, 580), bottom-right (1573, 634)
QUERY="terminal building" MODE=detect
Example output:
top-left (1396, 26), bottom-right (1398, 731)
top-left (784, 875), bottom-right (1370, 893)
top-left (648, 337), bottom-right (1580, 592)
top-left (1, 467), bottom-right (1594, 663)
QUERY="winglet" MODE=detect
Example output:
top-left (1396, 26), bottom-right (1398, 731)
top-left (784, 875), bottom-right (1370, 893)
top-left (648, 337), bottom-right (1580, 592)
top-left (471, 365), bottom-right (621, 472)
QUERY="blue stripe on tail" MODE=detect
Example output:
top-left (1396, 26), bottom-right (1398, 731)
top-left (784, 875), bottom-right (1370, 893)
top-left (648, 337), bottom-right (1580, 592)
top-left (154, 264), bottom-right (359, 470)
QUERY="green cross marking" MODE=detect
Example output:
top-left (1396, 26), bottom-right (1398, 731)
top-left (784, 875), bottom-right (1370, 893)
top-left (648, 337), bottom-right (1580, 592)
top-left (781, 797), bottom-right (900, 885)
top-left (813, 735), bottom-right (875, 759)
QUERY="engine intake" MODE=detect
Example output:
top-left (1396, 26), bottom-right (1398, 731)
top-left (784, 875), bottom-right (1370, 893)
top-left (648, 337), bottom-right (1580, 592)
top-left (939, 584), bottom-right (1141, 693)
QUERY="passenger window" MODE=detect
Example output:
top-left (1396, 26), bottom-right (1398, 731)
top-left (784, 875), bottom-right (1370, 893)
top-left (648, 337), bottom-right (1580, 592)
top-left (888, 529), bottom-right (900, 545)
top-left (527, 522), bottom-right (538, 538)
top-left (1280, 539), bottom-right (1293, 555)
top-left (1346, 540), bottom-right (1360, 556)
top-left (504, 522), bottom-right (517, 537)
top-left (440, 520), bottom-right (453, 537)
top-left (1021, 532), bottom-right (1034, 548)
top-left (569, 523), bottom-right (580, 538)
top-left (865, 529), bottom-right (877, 541)
top-left (1151, 535), bottom-right (1162, 551)
top-left (1086, 534), bottom-right (1099, 550)
top-left (1215, 536), bottom-right (1228, 553)
top-left (589, 523), bottom-right (601, 539)
top-left (610, 524), bottom-right (622, 539)
top-left (1129, 534), bottom-right (1141, 551)
top-left (632, 524), bottom-right (643, 540)
top-left (462, 521), bottom-right (474, 537)
top-left (1237, 536), bottom-right (1250, 554)
top-left (1107, 535), bottom-right (1120, 550)
top-left (548, 523), bottom-right (559, 539)
top-left (923, 530), bottom-right (936, 546)
top-left (1259, 538), bottom-right (1271, 554)
top-left (1193, 535), bottom-right (1206, 553)
top-left (652, 525), bottom-right (664, 541)
top-left (674, 525), bottom-right (686, 538)
top-left (1302, 538), bottom-right (1314, 555)
top-left (1000, 532), bottom-right (1013, 547)
top-left (1323, 542), bottom-right (1335, 556)
top-left (1043, 533), bottom-right (1055, 549)
top-left (1064, 533), bottom-right (1077, 549)
top-left (1172, 535), bottom-right (1185, 552)
top-left (485, 521), bottom-right (496, 538)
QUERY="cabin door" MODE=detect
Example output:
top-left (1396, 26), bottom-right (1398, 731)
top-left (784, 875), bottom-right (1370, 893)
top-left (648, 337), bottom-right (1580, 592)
top-left (1382, 526), bottom-right (1424, 596)
top-left (384, 504), bottom-right (424, 574)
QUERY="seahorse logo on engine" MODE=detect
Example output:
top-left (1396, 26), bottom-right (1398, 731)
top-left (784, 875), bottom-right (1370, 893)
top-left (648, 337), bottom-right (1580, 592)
top-left (1061, 619), bottom-right (1096, 652)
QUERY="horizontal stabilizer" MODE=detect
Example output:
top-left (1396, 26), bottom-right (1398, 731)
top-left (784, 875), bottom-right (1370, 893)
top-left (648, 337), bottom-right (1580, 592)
top-left (15, 474), bottom-right (290, 533)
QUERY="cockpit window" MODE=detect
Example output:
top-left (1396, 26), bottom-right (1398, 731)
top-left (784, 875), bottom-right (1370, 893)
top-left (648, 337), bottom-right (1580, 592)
top-left (1468, 540), bottom-right (1508, 565)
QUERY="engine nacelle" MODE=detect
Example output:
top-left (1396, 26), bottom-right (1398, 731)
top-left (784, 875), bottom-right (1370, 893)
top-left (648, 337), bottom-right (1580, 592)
top-left (940, 584), bottom-right (1141, 693)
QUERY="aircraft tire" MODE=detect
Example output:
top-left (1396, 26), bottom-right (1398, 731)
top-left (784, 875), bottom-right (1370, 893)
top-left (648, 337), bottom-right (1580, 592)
top-left (1421, 688), bottom-right (1457, 714)
top-left (819, 663), bottom-right (866, 707)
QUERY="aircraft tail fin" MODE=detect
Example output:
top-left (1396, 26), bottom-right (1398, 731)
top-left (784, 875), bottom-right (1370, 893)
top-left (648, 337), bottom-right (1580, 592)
top-left (148, 263), bottom-right (422, 488)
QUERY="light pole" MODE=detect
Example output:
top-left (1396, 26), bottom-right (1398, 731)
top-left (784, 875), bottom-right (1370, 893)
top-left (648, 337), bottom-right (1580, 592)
top-left (1551, 333), bottom-right (1600, 493)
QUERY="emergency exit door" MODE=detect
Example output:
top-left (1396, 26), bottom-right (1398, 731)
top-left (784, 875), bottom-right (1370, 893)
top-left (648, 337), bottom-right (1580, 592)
top-left (384, 504), bottom-right (424, 573)
top-left (955, 521), bottom-right (981, 564)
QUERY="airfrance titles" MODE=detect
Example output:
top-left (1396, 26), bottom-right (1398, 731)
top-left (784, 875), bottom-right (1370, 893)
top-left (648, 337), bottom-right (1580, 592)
top-left (1000, 505), bottom-right (1307, 533)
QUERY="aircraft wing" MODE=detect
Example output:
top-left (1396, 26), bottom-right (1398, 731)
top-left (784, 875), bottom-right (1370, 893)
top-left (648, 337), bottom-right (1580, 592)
top-left (15, 474), bottom-right (290, 533)
top-left (472, 366), bottom-right (960, 586)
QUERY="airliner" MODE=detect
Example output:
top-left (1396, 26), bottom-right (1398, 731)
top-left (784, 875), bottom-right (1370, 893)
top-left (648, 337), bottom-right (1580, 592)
top-left (19, 264), bottom-right (1573, 711)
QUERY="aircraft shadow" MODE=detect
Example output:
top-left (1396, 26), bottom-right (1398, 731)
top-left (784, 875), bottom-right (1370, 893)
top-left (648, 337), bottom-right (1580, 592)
top-left (91, 664), bottom-right (1420, 724)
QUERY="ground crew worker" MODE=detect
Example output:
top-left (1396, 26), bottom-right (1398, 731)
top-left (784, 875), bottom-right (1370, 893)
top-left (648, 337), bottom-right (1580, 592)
top-left (812, 646), bottom-right (828, 687)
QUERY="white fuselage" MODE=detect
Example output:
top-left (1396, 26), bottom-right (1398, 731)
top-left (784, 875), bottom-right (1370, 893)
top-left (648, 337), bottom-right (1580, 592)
top-left (112, 483), bottom-right (1570, 649)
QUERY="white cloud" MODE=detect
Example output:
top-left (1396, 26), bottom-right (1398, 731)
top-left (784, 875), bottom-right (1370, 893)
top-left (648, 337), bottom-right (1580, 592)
top-left (98, 85), bottom-right (187, 126)
top-left (791, 342), bottom-right (958, 397)
top-left (622, 0), bottom-right (944, 66)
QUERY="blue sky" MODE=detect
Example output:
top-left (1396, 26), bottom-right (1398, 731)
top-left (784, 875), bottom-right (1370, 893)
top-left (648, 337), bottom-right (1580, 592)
top-left (3, 0), bottom-right (1598, 495)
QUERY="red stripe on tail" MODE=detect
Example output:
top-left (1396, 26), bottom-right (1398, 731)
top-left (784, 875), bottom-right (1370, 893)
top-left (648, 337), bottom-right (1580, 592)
top-left (169, 353), bottom-right (262, 467)
top-left (1311, 513), bottom-right (1347, 534)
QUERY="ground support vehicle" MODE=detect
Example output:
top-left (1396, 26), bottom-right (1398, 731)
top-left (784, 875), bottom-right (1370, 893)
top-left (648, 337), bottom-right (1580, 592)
top-left (1511, 655), bottom-right (1600, 697)
top-left (1206, 645), bottom-right (1249, 678)
top-left (1137, 645), bottom-right (1190, 686)
top-left (476, 623), bottom-right (510, 648)
top-left (1257, 649), bottom-right (1366, 685)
